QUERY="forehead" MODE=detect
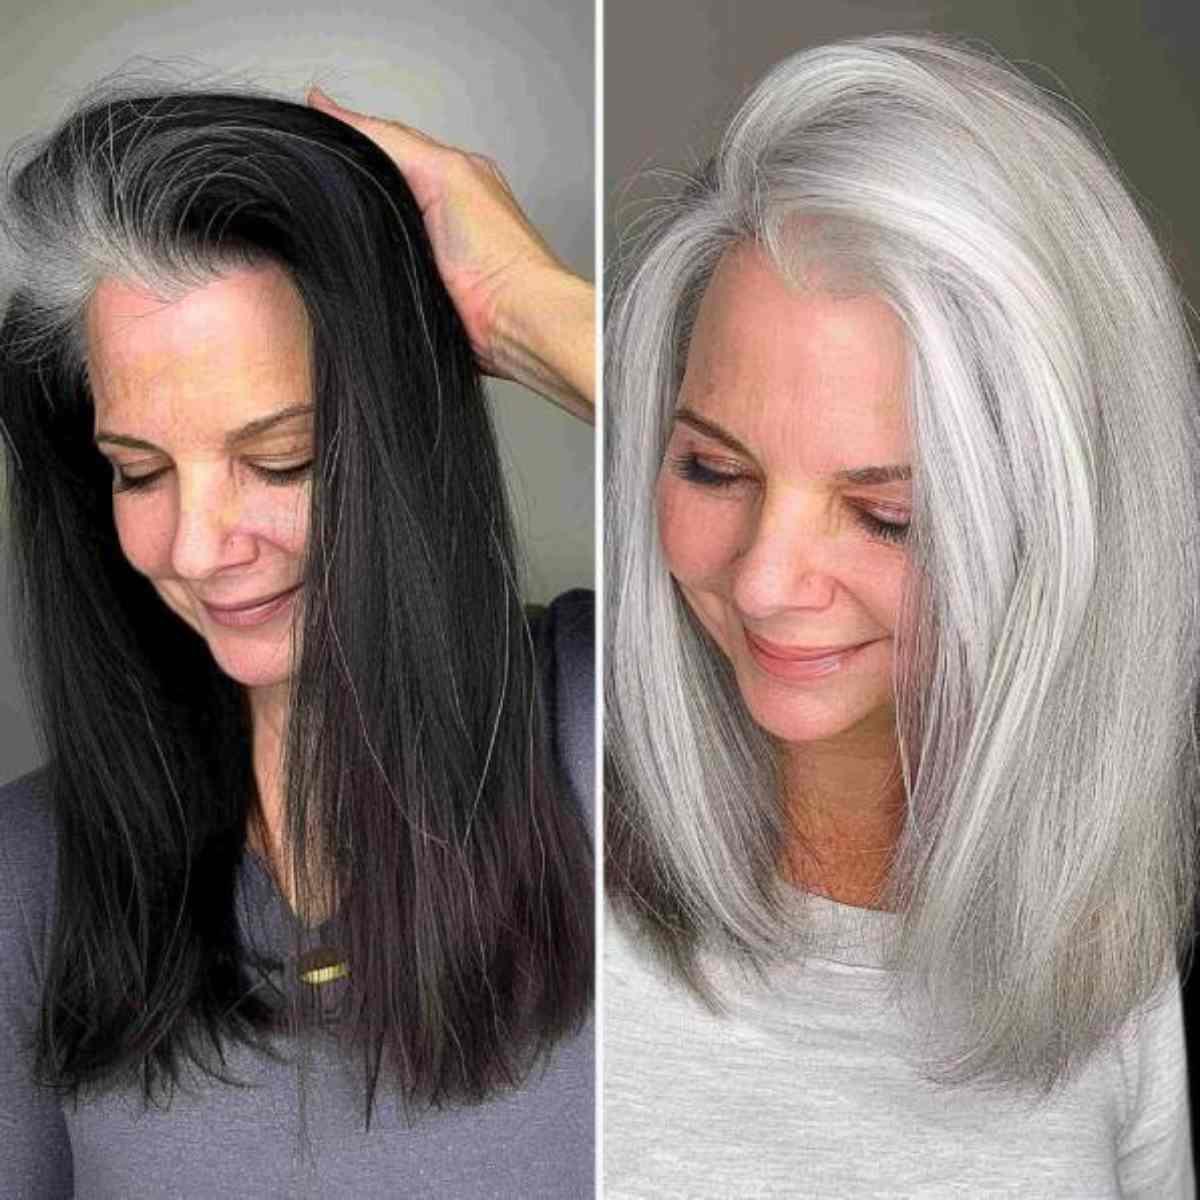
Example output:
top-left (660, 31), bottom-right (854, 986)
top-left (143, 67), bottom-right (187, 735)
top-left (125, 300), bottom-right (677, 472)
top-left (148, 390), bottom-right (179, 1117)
top-left (86, 262), bottom-right (311, 436)
top-left (679, 243), bottom-right (910, 470)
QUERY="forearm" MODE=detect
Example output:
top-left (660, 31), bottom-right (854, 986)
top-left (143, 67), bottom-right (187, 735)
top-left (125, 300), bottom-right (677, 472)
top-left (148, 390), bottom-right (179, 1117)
top-left (491, 267), bottom-right (595, 423)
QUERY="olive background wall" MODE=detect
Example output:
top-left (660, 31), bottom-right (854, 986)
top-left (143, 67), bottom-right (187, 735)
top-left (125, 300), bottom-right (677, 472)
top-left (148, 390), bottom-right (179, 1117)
top-left (0, 0), bottom-right (595, 779)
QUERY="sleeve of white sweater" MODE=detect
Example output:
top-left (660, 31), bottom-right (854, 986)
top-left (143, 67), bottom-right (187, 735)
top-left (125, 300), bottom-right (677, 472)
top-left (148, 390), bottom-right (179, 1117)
top-left (1116, 970), bottom-right (1195, 1198)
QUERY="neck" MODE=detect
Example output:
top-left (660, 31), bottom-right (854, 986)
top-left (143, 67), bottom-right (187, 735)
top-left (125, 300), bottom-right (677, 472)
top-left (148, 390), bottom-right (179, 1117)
top-left (245, 685), bottom-right (334, 926)
top-left (247, 684), bottom-right (289, 866)
top-left (780, 709), bottom-right (906, 910)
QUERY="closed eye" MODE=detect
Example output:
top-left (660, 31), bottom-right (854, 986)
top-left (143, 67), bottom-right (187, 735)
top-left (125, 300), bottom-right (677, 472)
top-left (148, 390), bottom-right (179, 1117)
top-left (110, 459), bottom-right (314, 494)
top-left (248, 459), bottom-right (313, 486)
top-left (668, 451), bottom-right (748, 488)
top-left (112, 465), bottom-right (168, 494)
top-left (852, 506), bottom-right (909, 545)
top-left (668, 449), bottom-right (910, 544)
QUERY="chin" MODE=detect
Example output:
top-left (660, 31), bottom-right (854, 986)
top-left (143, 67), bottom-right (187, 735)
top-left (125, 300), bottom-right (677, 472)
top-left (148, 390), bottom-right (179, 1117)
top-left (737, 685), bottom-right (888, 744)
top-left (729, 643), bottom-right (896, 746)
top-left (155, 583), bottom-right (300, 690)
top-left (204, 641), bottom-right (295, 690)
top-left (194, 618), bottom-right (298, 690)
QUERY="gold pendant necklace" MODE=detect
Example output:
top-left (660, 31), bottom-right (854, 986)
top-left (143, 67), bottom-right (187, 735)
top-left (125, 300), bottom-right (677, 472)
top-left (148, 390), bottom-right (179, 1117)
top-left (297, 945), bottom-right (349, 986)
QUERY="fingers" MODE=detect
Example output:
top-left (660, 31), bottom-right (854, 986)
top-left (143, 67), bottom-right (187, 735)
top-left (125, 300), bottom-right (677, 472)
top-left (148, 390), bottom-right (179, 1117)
top-left (305, 86), bottom-right (441, 149)
top-left (306, 86), bottom-right (381, 132)
top-left (306, 85), bottom-right (373, 124)
top-left (306, 85), bottom-right (354, 118)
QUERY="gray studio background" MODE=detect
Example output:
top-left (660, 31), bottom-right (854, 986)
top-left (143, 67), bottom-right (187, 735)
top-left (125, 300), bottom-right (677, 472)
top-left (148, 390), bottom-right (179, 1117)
top-left (0, 0), bottom-right (594, 780)
top-left (606, 1), bottom-right (1200, 322)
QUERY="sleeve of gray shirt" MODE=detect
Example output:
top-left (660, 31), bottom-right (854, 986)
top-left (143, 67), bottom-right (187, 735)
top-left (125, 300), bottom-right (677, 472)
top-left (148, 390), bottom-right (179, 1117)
top-left (0, 765), bottom-right (74, 1197)
top-left (535, 588), bottom-right (595, 834)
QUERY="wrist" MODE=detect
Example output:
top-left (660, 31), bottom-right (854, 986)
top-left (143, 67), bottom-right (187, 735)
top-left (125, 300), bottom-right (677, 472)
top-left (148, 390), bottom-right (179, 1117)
top-left (490, 265), bottom-right (595, 422)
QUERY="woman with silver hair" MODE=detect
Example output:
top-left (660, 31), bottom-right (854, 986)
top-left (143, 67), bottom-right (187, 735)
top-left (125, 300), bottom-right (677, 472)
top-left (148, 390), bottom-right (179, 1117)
top-left (605, 32), bottom-right (1198, 1197)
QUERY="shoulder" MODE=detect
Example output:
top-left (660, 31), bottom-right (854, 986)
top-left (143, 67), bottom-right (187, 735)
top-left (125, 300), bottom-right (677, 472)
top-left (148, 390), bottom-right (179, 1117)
top-left (0, 765), bottom-right (76, 1190)
top-left (537, 588), bottom-right (594, 689)
top-left (531, 589), bottom-right (595, 828)
top-left (1112, 969), bottom-right (1195, 1196)
top-left (0, 764), bottom-right (58, 978)
top-left (0, 764), bottom-right (57, 1046)
top-left (0, 764), bottom-right (56, 850)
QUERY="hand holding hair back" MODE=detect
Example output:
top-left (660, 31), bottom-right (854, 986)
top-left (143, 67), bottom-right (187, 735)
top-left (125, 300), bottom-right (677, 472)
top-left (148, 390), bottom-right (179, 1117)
top-left (306, 86), bottom-right (594, 421)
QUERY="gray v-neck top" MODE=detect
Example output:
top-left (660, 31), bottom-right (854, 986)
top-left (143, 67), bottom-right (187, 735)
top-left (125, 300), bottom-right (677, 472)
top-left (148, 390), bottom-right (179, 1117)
top-left (0, 590), bottom-right (595, 1199)
top-left (604, 889), bottom-right (1194, 1198)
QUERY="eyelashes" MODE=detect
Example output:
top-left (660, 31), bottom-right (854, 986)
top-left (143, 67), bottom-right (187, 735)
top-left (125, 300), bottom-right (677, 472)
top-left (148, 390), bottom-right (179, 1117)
top-left (666, 451), bottom-right (911, 546)
top-left (851, 508), bottom-right (910, 546)
top-left (111, 467), bottom-right (163, 494)
top-left (671, 453), bottom-right (742, 489)
top-left (248, 460), bottom-right (315, 487)
top-left (111, 460), bottom-right (314, 494)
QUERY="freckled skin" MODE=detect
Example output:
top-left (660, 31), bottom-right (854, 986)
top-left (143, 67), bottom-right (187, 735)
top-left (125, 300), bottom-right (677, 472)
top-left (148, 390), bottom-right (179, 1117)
top-left (656, 243), bottom-right (913, 754)
top-left (87, 264), bottom-right (313, 711)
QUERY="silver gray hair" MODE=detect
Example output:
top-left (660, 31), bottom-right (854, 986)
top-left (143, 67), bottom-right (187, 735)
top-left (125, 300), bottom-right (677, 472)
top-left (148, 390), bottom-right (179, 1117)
top-left (605, 32), bottom-right (1200, 1091)
top-left (0, 71), bottom-right (288, 383)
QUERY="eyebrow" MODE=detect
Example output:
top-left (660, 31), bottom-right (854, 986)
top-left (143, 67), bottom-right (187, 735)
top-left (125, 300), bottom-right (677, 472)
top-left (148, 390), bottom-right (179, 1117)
top-left (94, 404), bottom-right (314, 452)
top-left (673, 407), bottom-right (911, 485)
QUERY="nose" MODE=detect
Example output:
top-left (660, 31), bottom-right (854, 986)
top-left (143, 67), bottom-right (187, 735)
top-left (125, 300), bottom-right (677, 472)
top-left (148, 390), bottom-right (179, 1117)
top-left (170, 468), bottom-right (257, 580)
top-left (731, 488), bottom-right (838, 620)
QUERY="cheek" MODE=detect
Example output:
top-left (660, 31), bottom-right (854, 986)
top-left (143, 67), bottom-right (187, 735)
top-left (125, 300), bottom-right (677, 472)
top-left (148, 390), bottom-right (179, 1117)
top-left (111, 487), bottom-right (311, 575)
top-left (113, 499), bottom-right (173, 577)
top-left (655, 474), bottom-right (744, 584)
top-left (841, 549), bottom-right (907, 633)
top-left (247, 489), bottom-right (310, 557)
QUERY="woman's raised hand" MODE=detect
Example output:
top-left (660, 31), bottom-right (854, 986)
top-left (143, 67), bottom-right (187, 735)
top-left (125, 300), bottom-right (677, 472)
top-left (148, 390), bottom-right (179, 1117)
top-left (306, 87), bottom-right (594, 421)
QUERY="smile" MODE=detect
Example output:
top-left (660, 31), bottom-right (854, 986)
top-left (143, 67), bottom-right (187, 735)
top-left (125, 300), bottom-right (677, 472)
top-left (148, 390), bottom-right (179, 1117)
top-left (743, 630), bottom-right (873, 681)
top-left (200, 584), bottom-right (302, 629)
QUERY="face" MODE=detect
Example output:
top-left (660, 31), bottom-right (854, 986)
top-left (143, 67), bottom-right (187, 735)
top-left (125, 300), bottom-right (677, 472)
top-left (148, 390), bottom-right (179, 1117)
top-left (87, 263), bottom-right (313, 703)
top-left (656, 243), bottom-right (912, 748)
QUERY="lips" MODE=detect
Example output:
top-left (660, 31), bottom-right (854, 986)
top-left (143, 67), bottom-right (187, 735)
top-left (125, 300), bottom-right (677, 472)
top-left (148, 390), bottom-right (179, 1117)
top-left (202, 584), bottom-right (299, 613)
top-left (199, 583), bottom-right (302, 629)
top-left (744, 631), bottom-right (870, 661)
top-left (743, 629), bottom-right (874, 682)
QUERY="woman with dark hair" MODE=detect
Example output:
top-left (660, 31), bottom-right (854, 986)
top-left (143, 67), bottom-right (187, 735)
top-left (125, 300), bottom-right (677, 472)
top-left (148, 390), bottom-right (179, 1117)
top-left (0, 80), bottom-right (594, 1196)
top-left (605, 33), bottom-right (1196, 1197)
